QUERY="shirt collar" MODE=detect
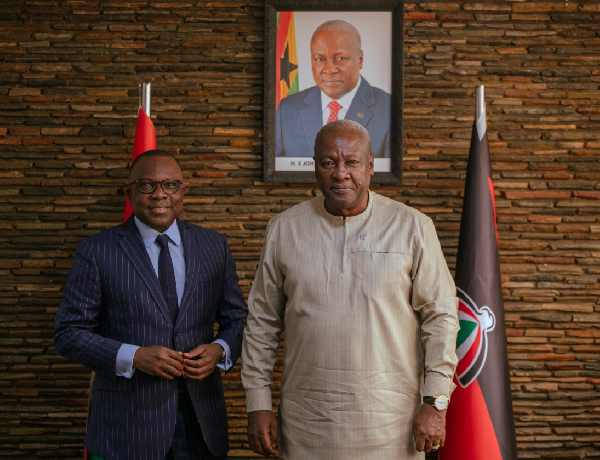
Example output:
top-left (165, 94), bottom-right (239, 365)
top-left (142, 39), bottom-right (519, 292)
top-left (134, 216), bottom-right (181, 248)
top-left (316, 190), bottom-right (374, 223)
top-left (321, 76), bottom-right (362, 114)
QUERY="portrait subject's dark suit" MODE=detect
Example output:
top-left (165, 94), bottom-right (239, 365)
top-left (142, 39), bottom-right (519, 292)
top-left (275, 76), bottom-right (391, 158)
top-left (54, 216), bottom-right (247, 460)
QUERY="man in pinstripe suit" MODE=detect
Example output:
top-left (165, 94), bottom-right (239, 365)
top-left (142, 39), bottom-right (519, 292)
top-left (54, 150), bottom-right (248, 460)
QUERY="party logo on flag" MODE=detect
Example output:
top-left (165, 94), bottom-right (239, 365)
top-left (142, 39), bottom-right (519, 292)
top-left (455, 286), bottom-right (496, 388)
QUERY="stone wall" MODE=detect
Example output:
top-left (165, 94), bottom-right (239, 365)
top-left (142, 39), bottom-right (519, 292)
top-left (0, 1), bottom-right (599, 458)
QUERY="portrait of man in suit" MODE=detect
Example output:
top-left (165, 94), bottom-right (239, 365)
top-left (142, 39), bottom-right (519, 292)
top-left (54, 150), bottom-right (248, 460)
top-left (276, 19), bottom-right (391, 160)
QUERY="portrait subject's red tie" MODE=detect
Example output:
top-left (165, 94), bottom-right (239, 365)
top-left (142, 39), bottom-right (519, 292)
top-left (327, 101), bottom-right (342, 123)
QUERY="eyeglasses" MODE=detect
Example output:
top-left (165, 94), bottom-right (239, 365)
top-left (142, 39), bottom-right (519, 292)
top-left (129, 179), bottom-right (183, 195)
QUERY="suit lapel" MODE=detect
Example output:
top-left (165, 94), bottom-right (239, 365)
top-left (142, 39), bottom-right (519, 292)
top-left (346, 77), bottom-right (374, 127)
top-left (300, 87), bottom-right (323, 154)
top-left (176, 220), bottom-right (203, 328)
top-left (117, 216), bottom-right (173, 326)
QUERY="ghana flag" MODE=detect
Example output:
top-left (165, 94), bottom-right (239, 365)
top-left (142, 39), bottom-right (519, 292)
top-left (276, 11), bottom-right (299, 110)
top-left (440, 87), bottom-right (517, 460)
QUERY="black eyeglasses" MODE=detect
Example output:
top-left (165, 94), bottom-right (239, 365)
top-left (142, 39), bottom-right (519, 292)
top-left (129, 179), bottom-right (183, 195)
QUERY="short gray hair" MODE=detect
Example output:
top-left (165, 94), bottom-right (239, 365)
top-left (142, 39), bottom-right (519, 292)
top-left (312, 20), bottom-right (361, 51)
top-left (314, 119), bottom-right (372, 158)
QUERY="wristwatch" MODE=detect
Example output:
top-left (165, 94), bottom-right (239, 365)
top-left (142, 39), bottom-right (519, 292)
top-left (218, 347), bottom-right (226, 365)
top-left (423, 394), bottom-right (449, 411)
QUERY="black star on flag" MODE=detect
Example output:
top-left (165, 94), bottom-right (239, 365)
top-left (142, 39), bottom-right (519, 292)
top-left (279, 43), bottom-right (297, 90)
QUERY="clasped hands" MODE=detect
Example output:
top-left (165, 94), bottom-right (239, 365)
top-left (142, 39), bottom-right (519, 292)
top-left (246, 402), bottom-right (446, 457)
top-left (132, 343), bottom-right (223, 381)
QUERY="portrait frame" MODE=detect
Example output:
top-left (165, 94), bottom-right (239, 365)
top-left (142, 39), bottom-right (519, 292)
top-left (263, 0), bottom-right (404, 183)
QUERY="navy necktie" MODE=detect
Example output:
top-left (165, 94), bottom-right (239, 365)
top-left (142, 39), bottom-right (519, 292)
top-left (155, 234), bottom-right (178, 324)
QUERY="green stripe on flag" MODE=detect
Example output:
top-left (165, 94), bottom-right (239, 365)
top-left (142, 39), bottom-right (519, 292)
top-left (276, 11), bottom-right (280, 28)
top-left (457, 319), bottom-right (478, 348)
top-left (289, 75), bottom-right (299, 95)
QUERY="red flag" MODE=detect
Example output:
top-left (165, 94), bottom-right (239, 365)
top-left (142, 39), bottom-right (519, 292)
top-left (441, 95), bottom-right (517, 460)
top-left (123, 107), bottom-right (157, 221)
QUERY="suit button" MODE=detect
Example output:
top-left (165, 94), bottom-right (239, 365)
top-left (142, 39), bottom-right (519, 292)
top-left (174, 332), bottom-right (179, 338)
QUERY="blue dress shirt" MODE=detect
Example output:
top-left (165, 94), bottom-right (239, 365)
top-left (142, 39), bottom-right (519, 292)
top-left (114, 217), bottom-right (232, 378)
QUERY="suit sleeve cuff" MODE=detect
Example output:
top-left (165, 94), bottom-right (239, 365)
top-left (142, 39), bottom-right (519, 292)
top-left (115, 343), bottom-right (139, 378)
top-left (212, 339), bottom-right (232, 371)
top-left (245, 387), bottom-right (273, 413)
top-left (423, 374), bottom-right (456, 398)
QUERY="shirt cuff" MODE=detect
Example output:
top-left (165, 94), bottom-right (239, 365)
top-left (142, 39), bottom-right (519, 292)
top-left (212, 339), bottom-right (232, 371)
top-left (423, 373), bottom-right (456, 399)
top-left (245, 387), bottom-right (273, 413)
top-left (115, 343), bottom-right (139, 378)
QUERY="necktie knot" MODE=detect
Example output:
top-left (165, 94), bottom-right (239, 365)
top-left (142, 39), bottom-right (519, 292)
top-left (156, 234), bottom-right (170, 250)
top-left (327, 101), bottom-right (342, 123)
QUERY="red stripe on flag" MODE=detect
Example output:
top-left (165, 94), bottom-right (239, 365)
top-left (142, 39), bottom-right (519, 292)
top-left (488, 177), bottom-right (498, 243)
top-left (441, 379), bottom-right (503, 460)
top-left (123, 108), bottom-right (157, 222)
top-left (275, 12), bottom-right (291, 109)
top-left (459, 300), bottom-right (477, 321)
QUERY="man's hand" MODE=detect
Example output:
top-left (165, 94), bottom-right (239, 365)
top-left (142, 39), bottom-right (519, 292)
top-left (133, 345), bottom-right (184, 379)
top-left (181, 343), bottom-right (222, 381)
top-left (247, 410), bottom-right (278, 457)
top-left (413, 403), bottom-right (446, 453)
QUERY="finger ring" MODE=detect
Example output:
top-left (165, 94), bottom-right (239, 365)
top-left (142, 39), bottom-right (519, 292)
top-left (432, 445), bottom-right (440, 451)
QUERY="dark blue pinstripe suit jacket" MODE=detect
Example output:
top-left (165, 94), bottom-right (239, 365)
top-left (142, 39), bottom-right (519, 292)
top-left (54, 216), bottom-right (248, 460)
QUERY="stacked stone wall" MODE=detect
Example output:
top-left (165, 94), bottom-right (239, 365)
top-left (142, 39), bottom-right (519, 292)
top-left (0, 1), bottom-right (599, 458)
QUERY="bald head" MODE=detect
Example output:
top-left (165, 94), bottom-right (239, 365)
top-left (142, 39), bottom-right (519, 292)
top-left (314, 119), bottom-right (372, 160)
top-left (312, 20), bottom-right (361, 53)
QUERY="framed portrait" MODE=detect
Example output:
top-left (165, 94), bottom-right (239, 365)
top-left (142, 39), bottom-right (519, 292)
top-left (263, 0), bottom-right (404, 183)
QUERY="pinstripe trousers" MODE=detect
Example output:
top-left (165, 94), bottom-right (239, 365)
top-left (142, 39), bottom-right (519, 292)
top-left (90, 389), bottom-right (226, 460)
top-left (164, 389), bottom-right (226, 460)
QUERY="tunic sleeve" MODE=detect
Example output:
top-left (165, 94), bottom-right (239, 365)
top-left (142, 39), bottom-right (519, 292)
top-left (411, 219), bottom-right (460, 398)
top-left (241, 219), bottom-right (286, 412)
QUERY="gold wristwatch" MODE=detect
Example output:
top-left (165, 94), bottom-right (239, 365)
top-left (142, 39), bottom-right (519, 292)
top-left (423, 394), bottom-right (449, 411)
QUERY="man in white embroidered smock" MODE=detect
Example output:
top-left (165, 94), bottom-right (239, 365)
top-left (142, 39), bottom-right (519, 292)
top-left (242, 120), bottom-right (460, 459)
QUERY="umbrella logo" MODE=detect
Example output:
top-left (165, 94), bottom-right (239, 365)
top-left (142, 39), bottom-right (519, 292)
top-left (455, 287), bottom-right (496, 388)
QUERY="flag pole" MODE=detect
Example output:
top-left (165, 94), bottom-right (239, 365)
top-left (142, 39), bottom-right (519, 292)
top-left (476, 85), bottom-right (484, 120)
top-left (141, 82), bottom-right (151, 118)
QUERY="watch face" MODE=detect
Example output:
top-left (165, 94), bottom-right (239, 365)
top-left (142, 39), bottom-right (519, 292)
top-left (435, 395), bottom-right (449, 410)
